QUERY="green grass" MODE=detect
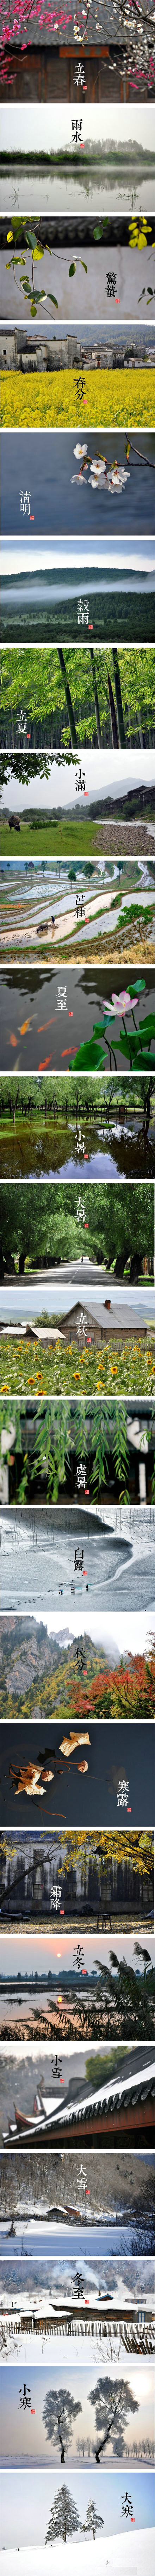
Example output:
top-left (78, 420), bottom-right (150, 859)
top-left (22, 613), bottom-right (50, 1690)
top-left (1, 822), bottom-right (102, 860)
top-left (1, 815), bottom-right (154, 860)
top-left (0, 1332), bottom-right (154, 1398)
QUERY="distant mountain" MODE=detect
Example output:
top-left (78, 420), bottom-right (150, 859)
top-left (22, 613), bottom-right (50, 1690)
top-left (2, 785), bottom-right (155, 827)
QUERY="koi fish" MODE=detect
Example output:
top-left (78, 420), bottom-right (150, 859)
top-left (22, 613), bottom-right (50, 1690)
top-left (38, 1056), bottom-right (52, 1070)
top-left (10, 1033), bottom-right (17, 1048)
top-left (19, 1018), bottom-right (32, 1036)
top-left (38, 1020), bottom-right (56, 1032)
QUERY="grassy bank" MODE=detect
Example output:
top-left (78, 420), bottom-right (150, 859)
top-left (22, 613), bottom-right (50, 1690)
top-left (1, 820), bottom-right (154, 861)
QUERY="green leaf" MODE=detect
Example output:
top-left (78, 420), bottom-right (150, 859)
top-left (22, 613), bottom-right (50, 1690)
top-left (80, 262), bottom-right (87, 273)
top-left (25, 228), bottom-right (39, 248)
top-left (69, 261), bottom-right (76, 276)
top-left (30, 289), bottom-right (47, 304)
top-left (48, 295), bottom-right (58, 307)
top-left (93, 226), bottom-right (103, 240)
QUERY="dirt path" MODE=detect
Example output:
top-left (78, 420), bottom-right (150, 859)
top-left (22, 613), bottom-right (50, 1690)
top-left (94, 822), bottom-right (155, 855)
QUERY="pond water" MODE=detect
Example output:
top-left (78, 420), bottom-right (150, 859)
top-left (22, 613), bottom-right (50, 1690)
top-left (1, 1986), bottom-right (96, 2030)
top-left (1, 162), bottom-right (155, 215)
top-left (1, 966), bottom-right (154, 1072)
top-left (1, 1118), bottom-right (154, 1181)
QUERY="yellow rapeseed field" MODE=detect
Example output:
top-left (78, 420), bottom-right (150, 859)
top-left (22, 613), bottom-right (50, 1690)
top-left (1, 369), bottom-right (155, 430)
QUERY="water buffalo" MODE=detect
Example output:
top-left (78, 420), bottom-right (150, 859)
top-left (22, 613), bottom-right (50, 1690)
top-left (8, 815), bottom-right (21, 833)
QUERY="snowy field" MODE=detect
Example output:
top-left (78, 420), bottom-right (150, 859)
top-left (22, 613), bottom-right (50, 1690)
top-left (0, 2532), bottom-right (155, 2574)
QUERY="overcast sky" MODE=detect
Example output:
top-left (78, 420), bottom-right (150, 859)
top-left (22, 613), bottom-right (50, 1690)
top-left (1, 102), bottom-right (155, 151)
top-left (1, 537), bottom-right (155, 575)
top-left (33, 1607), bottom-right (155, 1656)
top-left (1, 749), bottom-right (155, 811)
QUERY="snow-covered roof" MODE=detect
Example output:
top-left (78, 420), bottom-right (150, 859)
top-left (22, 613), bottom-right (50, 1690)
top-left (5, 2056), bottom-right (155, 2143)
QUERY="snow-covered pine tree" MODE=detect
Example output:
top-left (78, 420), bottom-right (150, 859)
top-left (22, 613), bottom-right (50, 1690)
top-left (45, 2484), bottom-right (82, 2545)
top-left (82, 2498), bottom-right (104, 2540)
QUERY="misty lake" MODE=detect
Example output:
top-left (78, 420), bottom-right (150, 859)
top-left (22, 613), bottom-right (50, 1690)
top-left (1, 161), bottom-right (155, 216)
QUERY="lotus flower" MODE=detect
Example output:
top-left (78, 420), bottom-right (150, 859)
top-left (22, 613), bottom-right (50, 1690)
top-left (111, 988), bottom-right (139, 1013)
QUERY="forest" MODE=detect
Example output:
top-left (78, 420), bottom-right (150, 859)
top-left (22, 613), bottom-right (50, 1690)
top-left (0, 1179), bottom-right (154, 1273)
top-left (1, 1075), bottom-right (154, 1123)
top-left (1, 576), bottom-right (154, 649)
top-left (0, 2144), bottom-right (153, 2228)
top-left (1, 647), bottom-right (155, 750)
top-left (0, 2145), bottom-right (154, 2264)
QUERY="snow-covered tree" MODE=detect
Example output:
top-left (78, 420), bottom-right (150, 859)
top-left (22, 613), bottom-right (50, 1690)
top-left (45, 2484), bottom-right (81, 2544)
top-left (42, 2386), bottom-right (82, 2462)
top-left (89, 2374), bottom-right (138, 2461)
top-left (82, 2498), bottom-right (104, 2539)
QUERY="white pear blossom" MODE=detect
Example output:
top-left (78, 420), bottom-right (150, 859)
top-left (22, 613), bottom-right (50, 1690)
top-left (72, 444), bottom-right (130, 495)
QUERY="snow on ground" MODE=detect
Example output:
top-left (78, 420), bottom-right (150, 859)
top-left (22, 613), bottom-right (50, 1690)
top-left (0, 2532), bottom-right (155, 2575)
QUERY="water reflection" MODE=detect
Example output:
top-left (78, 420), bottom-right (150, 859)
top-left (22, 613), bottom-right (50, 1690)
top-left (1, 1117), bottom-right (154, 1182)
top-left (1, 164), bottom-right (155, 215)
